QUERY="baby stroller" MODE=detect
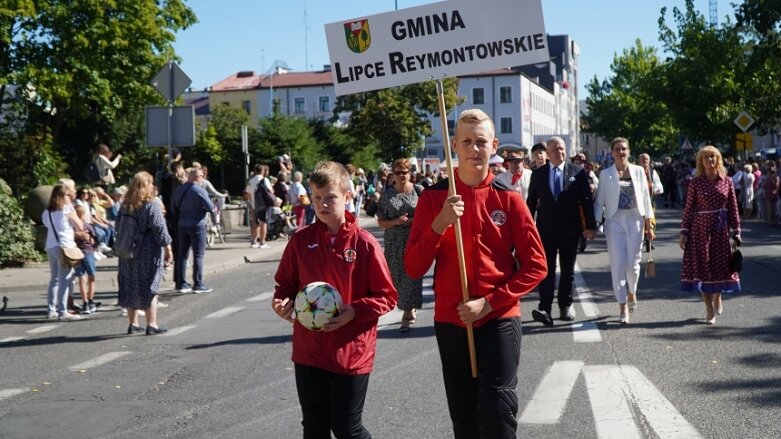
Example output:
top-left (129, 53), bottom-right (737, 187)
top-left (267, 207), bottom-right (296, 241)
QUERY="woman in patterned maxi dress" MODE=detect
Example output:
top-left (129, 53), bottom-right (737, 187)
top-left (679, 146), bottom-right (741, 325)
top-left (117, 171), bottom-right (173, 335)
top-left (377, 158), bottom-right (423, 332)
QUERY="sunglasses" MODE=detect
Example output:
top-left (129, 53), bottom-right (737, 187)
top-left (394, 170), bottom-right (409, 176)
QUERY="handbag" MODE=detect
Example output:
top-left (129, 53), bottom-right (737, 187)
top-left (644, 247), bottom-right (656, 278)
top-left (299, 193), bottom-right (311, 206)
top-left (730, 245), bottom-right (743, 273)
top-left (48, 210), bottom-right (85, 267)
top-left (61, 247), bottom-right (85, 267)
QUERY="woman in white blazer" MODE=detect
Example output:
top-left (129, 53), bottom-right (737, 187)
top-left (594, 138), bottom-right (655, 324)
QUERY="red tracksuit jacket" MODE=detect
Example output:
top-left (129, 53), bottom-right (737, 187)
top-left (405, 171), bottom-right (547, 327)
top-left (274, 212), bottom-right (397, 375)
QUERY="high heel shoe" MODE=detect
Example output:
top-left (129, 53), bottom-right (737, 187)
top-left (715, 302), bottom-right (723, 316)
top-left (627, 293), bottom-right (637, 313)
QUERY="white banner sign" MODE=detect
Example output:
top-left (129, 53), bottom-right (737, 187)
top-left (325, 0), bottom-right (548, 96)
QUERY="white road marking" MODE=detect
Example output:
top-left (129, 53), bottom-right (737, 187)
top-left (0, 388), bottom-right (27, 401)
top-left (69, 351), bottom-right (132, 371)
top-left (574, 264), bottom-right (600, 318)
top-left (619, 365), bottom-right (702, 439)
top-left (583, 365), bottom-right (641, 439)
top-left (519, 360), bottom-right (584, 424)
top-left (162, 325), bottom-right (196, 336)
top-left (247, 292), bottom-right (273, 302)
top-left (571, 322), bottom-right (602, 342)
top-left (205, 306), bottom-right (244, 319)
top-left (0, 336), bottom-right (25, 343)
top-left (572, 263), bottom-right (602, 342)
top-left (26, 324), bottom-right (60, 334)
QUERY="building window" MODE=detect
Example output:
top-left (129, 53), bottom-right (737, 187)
top-left (500, 86), bottom-right (512, 103)
top-left (472, 88), bottom-right (485, 105)
top-left (319, 96), bottom-right (330, 112)
top-left (294, 97), bottom-right (305, 114)
top-left (242, 100), bottom-right (251, 115)
top-left (500, 117), bottom-right (512, 134)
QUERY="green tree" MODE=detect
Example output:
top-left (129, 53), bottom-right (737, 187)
top-left (735, 0), bottom-right (781, 132)
top-left (258, 113), bottom-right (325, 173)
top-left (200, 105), bottom-right (254, 194)
top-left (1, 0), bottom-right (197, 188)
top-left (658, 0), bottom-right (746, 145)
top-left (583, 40), bottom-right (677, 157)
top-left (333, 79), bottom-right (461, 161)
top-left (309, 118), bottom-right (381, 172)
top-left (0, 178), bottom-right (42, 267)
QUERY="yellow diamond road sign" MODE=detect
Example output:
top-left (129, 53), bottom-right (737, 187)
top-left (733, 111), bottom-right (755, 133)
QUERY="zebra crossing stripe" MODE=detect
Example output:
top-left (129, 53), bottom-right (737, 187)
top-left (583, 365), bottom-right (641, 439)
top-left (519, 361), bottom-right (584, 424)
top-left (0, 388), bottom-right (27, 401)
top-left (247, 292), bottom-right (273, 302)
top-left (69, 351), bottom-right (132, 371)
top-left (163, 325), bottom-right (196, 336)
top-left (205, 306), bottom-right (244, 319)
top-left (571, 322), bottom-right (602, 342)
top-left (619, 365), bottom-right (702, 439)
top-left (26, 324), bottom-right (60, 334)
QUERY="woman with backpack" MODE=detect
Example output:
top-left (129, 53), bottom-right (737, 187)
top-left (116, 171), bottom-right (173, 335)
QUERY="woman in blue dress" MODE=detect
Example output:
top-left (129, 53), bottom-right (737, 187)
top-left (117, 171), bottom-right (173, 335)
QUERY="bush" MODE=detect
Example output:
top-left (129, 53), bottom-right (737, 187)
top-left (0, 178), bottom-right (43, 267)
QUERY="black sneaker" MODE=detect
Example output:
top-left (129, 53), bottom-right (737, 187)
top-left (531, 309), bottom-right (554, 327)
top-left (193, 286), bottom-right (213, 294)
top-left (80, 304), bottom-right (93, 315)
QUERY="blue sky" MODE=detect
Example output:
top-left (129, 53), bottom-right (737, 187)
top-left (173, 0), bottom-right (736, 97)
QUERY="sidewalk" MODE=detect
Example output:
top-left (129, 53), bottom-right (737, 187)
top-left (0, 215), bottom-right (383, 296)
top-left (1, 225), bottom-right (259, 295)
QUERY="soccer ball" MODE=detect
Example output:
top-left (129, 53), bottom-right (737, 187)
top-left (294, 282), bottom-right (343, 330)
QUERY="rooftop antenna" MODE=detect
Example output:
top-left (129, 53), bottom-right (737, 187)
top-left (304, 6), bottom-right (310, 71)
top-left (709, 0), bottom-right (718, 28)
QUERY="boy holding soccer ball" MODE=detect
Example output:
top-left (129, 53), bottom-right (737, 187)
top-left (272, 161), bottom-right (397, 438)
top-left (405, 109), bottom-right (548, 438)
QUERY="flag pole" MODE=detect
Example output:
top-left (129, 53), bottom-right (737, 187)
top-left (435, 78), bottom-right (478, 378)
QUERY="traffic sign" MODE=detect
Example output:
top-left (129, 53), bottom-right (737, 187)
top-left (735, 132), bottom-right (753, 152)
top-left (733, 111), bottom-right (755, 133)
top-left (145, 106), bottom-right (195, 147)
top-left (151, 61), bottom-right (191, 102)
top-left (681, 138), bottom-right (693, 150)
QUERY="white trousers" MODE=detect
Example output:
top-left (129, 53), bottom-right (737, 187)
top-left (604, 209), bottom-right (644, 304)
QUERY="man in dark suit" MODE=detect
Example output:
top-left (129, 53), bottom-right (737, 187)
top-left (526, 137), bottom-right (597, 326)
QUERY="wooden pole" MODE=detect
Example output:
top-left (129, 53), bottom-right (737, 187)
top-left (435, 79), bottom-right (478, 378)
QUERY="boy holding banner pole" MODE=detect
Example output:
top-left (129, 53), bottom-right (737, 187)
top-left (405, 105), bottom-right (547, 438)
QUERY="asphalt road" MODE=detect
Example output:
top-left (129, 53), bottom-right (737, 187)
top-left (0, 208), bottom-right (779, 439)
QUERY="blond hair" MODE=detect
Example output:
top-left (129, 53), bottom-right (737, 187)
top-left (122, 171), bottom-right (156, 212)
top-left (610, 137), bottom-right (630, 150)
top-left (309, 161), bottom-right (351, 193)
top-left (694, 146), bottom-right (726, 177)
top-left (455, 108), bottom-right (495, 134)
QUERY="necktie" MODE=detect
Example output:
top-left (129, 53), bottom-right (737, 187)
top-left (553, 167), bottom-right (561, 199)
